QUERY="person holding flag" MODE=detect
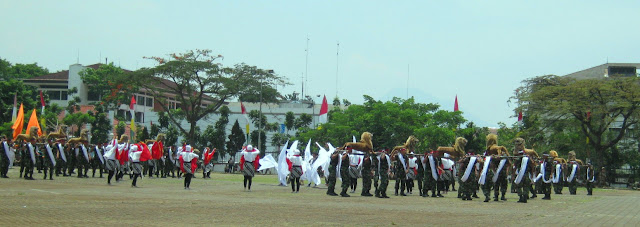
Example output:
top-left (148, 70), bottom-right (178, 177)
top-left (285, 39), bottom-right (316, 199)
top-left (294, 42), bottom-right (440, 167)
top-left (202, 147), bottom-right (216, 179)
top-left (103, 137), bottom-right (119, 185)
top-left (240, 145), bottom-right (259, 191)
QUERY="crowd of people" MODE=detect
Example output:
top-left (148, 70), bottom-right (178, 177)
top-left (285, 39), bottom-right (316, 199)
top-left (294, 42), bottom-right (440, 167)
top-left (0, 128), bottom-right (605, 203)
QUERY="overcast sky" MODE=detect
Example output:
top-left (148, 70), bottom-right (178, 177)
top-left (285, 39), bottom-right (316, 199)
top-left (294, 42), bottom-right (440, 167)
top-left (2, 1), bottom-right (639, 127)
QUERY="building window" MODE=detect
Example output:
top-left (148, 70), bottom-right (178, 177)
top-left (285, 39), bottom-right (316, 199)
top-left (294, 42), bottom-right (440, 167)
top-left (117, 109), bottom-right (143, 123)
top-left (135, 112), bottom-right (144, 123)
top-left (609, 66), bottom-right (636, 77)
top-left (145, 96), bottom-right (153, 107)
top-left (46, 90), bottom-right (68, 101)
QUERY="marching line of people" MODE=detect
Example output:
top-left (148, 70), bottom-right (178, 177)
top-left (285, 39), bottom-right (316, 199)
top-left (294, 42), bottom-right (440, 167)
top-left (1, 131), bottom-right (603, 202)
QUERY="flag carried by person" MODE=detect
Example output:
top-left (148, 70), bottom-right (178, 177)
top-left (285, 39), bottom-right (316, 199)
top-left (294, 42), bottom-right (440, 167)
top-left (26, 109), bottom-right (43, 137)
top-left (130, 95), bottom-right (136, 133)
top-left (11, 93), bottom-right (17, 122)
top-left (40, 90), bottom-right (46, 129)
top-left (11, 103), bottom-right (24, 140)
top-left (318, 95), bottom-right (328, 124)
top-left (241, 101), bottom-right (250, 133)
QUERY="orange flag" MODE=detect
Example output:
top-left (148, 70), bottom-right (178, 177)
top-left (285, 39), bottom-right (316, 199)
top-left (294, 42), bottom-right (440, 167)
top-left (11, 104), bottom-right (24, 140)
top-left (26, 109), bottom-right (43, 137)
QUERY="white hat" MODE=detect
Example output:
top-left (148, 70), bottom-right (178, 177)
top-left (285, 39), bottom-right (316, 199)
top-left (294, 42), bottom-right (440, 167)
top-left (130, 144), bottom-right (138, 152)
top-left (185, 145), bottom-right (192, 152)
top-left (444, 153), bottom-right (450, 158)
top-left (247, 145), bottom-right (253, 151)
top-left (293, 149), bottom-right (300, 155)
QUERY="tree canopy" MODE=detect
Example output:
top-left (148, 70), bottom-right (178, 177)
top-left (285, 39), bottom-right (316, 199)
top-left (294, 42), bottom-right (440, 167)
top-left (296, 96), bottom-right (466, 151)
top-left (133, 49), bottom-right (286, 145)
top-left (512, 75), bottom-right (640, 168)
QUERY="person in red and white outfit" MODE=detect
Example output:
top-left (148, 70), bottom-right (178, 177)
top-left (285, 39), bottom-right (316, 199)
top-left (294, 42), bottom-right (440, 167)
top-left (202, 147), bottom-right (216, 179)
top-left (407, 152), bottom-right (418, 194)
top-left (287, 149), bottom-right (303, 193)
top-left (240, 145), bottom-right (259, 191)
top-left (180, 144), bottom-right (199, 189)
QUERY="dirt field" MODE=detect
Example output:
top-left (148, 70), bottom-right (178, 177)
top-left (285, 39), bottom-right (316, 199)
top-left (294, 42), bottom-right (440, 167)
top-left (1, 168), bottom-right (638, 226)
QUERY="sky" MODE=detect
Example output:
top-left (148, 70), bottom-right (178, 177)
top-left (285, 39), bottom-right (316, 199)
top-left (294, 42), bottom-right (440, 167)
top-left (2, 0), bottom-right (640, 127)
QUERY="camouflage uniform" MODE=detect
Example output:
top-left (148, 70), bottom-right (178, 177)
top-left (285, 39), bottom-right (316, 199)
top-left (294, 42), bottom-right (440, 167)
top-left (54, 143), bottom-right (68, 177)
top-left (326, 153), bottom-right (338, 196)
top-left (514, 156), bottom-right (533, 203)
top-left (91, 146), bottom-right (104, 178)
top-left (567, 161), bottom-right (580, 195)
top-left (541, 160), bottom-right (553, 200)
top-left (1, 141), bottom-right (10, 178)
top-left (393, 154), bottom-right (407, 196)
top-left (339, 153), bottom-right (351, 197)
top-left (42, 144), bottom-right (56, 180)
top-left (459, 157), bottom-right (477, 200)
top-left (377, 154), bottom-right (390, 198)
top-left (480, 158), bottom-right (495, 202)
top-left (422, 155), bottom-right (437, 197)
top-left (372, 153), bottom-right (380, 197)
top-left (360, 155), bottom-right (373, 196)
top-left (76, 145), bottom-right (90, 178)
top-left (493, 157), bottom-right (509, 201)
top-left (67, 147), bottom-right (76, 176)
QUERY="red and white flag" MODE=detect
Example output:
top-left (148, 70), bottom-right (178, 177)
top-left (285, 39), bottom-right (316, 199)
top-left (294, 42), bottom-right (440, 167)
top-left (319, 95), bottom-right (328, 124)
top-left (454, 95), bottom-right (459, 112)
top-left (517, 111), bottom-right (523, 123)
top-left (130, 95), bottom-right (136, 132)
top-left (241, 101), bottom-right (250, 132)
top-left (40, 90), bottom-right (45, 115)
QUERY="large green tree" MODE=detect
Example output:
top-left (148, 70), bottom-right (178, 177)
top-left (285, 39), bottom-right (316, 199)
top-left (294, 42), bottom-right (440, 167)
top-left (296, 96), bottom-right (466, 151)
top-left (89, 104), bottom-right (112, 144)
top-left (133, 49), bottom-right (286, 145)
top-left (80, 63), bottom-right (135, 110)
top-left (513, 75), bottom-right (640, 168)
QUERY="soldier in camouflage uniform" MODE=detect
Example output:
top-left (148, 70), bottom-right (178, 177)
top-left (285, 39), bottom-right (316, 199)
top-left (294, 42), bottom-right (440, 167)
top-left (392, 148), bottom-right (408, 196)
top-left (339, 150), bottom-right (351, 197)
top-left (540, 154), bottom-right (554, 200)
top-left (479, 156), bottom-right (495, 202)
top-left (360, 153), bottom-right (373, 196)
top-left (372, 151), bottom-right (380, 197)
top-left (76, 143), bottom-right (90, 178)
top-left (377, 150), bottom-right (390, 198)
top-left (514, 150), bottom-right (535, 203)
top-left (422, 151), bottom-right (437, 197)
top-left (23, 140), bottom-right (36, 180)
top-left (493, 156), bottom-right (509, 201)
top-left (326, 150), bottom-right (339, 196)
top-left (42, 139), bottom-right (57, 180)
top-left (566, 151), bottom-right (583, 195)
top-left (91, 145), bottom-right (104, 178)
top-left (1, 136), bottom-right (10, 178)
top-left (66, 145), bottom-right (76, 176)
top-left (458, 154), bottom-right (478, 201)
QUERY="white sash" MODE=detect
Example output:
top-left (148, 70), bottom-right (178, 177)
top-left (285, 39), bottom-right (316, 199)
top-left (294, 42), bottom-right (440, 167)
top-left (168, 147), bottom-right (174, 162)
top-left (515, 156), bottom-right (529, 184)
top-left (57, 143), bottom-right (67, 162)
top-left (461, 156), bottom-right (477, 182)
top-left (552, 164), bottom-right (562, 183)
top-left (568, 164), bottom-right (578, 182)
top-left (377, 155), bottom-right (381, 180)
top-left (492, 159), bottom-right (507, 183)
top-left (586, 167), bottom-right (596, 183)
top-left (478, 156), bottom-right (491, 185)
top-left (27, 143), bottom-right (36, 164)
top-left (428, 155), bottom-right (438, 180)
top-left (95, 146), bottom-right (104, 164)
top-left (3, 141), bottom-right (14, 167)
top-left (539, 162), bottom-right (552, 183)
top-left (398, 153), bottom-right (407, 170)
top-left (337, 152), bottom-right (344, 181)
top-left (45, 144), bottom-right (57, 166)
top-left (81, 145), bottom-right (90, 162)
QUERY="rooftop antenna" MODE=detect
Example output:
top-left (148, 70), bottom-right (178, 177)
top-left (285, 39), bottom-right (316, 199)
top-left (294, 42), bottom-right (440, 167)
top-left (407, 64), bottom-right (410, 99)
top-left (304, 36), bottom-right (309, 98)
top-left (336, 41), bottom-right (339, 98)
top-left (301, 72), bottom-right (304, 101)
top-left (76, 49), bottom-right (80, 64)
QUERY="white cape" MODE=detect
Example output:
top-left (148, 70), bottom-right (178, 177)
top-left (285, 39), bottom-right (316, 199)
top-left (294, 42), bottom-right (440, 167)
top-left (277, 141), bottom-right (291, 186)
top-left (257, 154), bottom-right (277, 171)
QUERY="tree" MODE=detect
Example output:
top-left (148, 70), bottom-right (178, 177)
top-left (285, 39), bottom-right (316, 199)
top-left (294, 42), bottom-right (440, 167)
top-left (80, 63), bottom-right (135, 111)
top-left (211, 105), bottom-right (230, 160)
top-left (89, 104), bottom-right (112, 145)
top-left (149, 123), bottom-right (159, 139)
top-left (333, 97), bottom-right (341, 106)
top-left (63, 87), bottom-right (94, 136)
top-left (285, 111), bottom-right (295, 132)
top-left (134, 49), bottom-right (286, 145)
top-left (513, 75), bottom-right (640, 168)
top-left (165, 125), bottom-right (179, 148)
top-left (2, 61), bottom-right (49, 80)
top-left (136, 126), bottom-right (149, 142)
top-left (294, 113), bottom-right (312, 129)
top-left (226, 120), bottom-right (245, 158)
top-left (250, 130), bottom-right (267, 156)
top-left (0, 59), bottom-right (43, 136)
top-left (116, 121), bottom-right (126, 138)
top-left (296, 96), bottom-right (466, 151)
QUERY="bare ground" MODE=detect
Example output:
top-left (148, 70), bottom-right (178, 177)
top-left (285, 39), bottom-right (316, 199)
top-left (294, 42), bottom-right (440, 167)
top-left (0, 168), bottom-right (638, 226)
